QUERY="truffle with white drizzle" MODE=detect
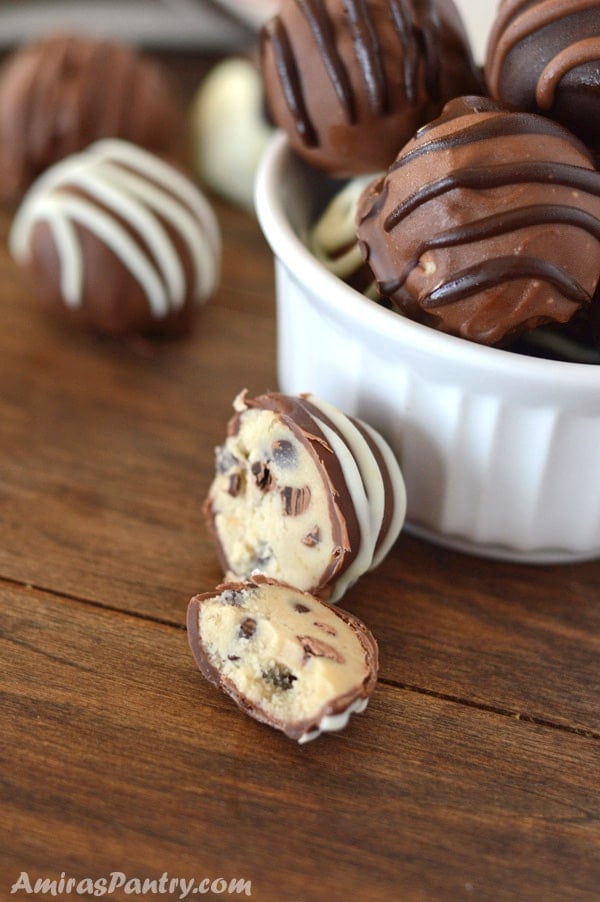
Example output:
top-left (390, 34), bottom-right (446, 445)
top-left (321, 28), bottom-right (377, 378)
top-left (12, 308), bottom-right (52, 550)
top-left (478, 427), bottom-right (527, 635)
top-left (9, 139), bottom-right (220, 337)
top-left (205, 390), bottom-right (407, 603)
top-left (187, 576), bottom-right (378, 743)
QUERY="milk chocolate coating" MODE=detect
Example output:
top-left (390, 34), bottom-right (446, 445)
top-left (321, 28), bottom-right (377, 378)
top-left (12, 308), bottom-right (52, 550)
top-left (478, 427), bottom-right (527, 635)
top-left (9, 140), bottom-right (221, 338)
top-left (356, 96), bottom-right (600, 346)
top-left (260, 0), bottom-right (481, 177)
top-left (187, 576), bottom-right (378, 742)
top-left (485, 0), bottom-right (600, 156)
top-left (0, 34), bottom-right (182, 206)
top-left (205, 390), bottom-right (406, 603)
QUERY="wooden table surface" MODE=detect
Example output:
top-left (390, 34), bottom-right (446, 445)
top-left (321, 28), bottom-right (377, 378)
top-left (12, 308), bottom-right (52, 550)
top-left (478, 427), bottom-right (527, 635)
top-left (1, 52), bottom-right (600, 902)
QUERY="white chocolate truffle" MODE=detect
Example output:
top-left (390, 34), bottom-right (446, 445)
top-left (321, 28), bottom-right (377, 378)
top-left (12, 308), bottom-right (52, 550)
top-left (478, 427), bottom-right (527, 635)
top-left (187, 576), bottom-right (378, 743)
top-left (205, 390), bottom-right (407, 602)
top-left (308, 174), bottom-right (380, 299)
top-left (190, 57), bottom-right (274, 212)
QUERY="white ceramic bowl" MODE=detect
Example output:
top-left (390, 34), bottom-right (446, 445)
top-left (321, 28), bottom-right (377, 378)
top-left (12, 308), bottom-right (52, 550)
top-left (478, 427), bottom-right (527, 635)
top-left (255, 134), bottom-right (600, 564)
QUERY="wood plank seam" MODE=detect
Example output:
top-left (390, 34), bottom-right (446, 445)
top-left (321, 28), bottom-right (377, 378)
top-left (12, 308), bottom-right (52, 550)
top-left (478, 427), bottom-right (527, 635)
top-left (0, 573), bottom-right (186, 631)
top-left (4, 573), bottom-right (597, 743)
top-left (379, 677), bottom-right (600, 742)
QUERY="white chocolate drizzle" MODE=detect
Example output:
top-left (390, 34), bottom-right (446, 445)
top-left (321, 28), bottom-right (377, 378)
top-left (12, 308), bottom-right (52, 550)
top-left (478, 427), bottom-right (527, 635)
top-left (9, 139), bottom-right (221, 318)
top-left (360, 420), bottom-right (407, 569)
top-left (298, 696), bottom-right (370, 744)
top-left (304, 393), bottom-right (405, 600)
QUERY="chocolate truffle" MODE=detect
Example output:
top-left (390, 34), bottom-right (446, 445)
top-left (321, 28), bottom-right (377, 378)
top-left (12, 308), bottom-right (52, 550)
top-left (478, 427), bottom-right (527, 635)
top-left (356, 96), bottom-right (600, 346)
top-left (187, 576), bottom-right (378, 743)
top-left (205, 390), bottom-right (406, 603)
top-left (485, 0), bottom-right (600, 156)
top-left (260, 0), bottom-right (481, 177)
top-left (9, 139), bottom-right (221, 338)
top-left (0, 33), bottom-right (182, 206)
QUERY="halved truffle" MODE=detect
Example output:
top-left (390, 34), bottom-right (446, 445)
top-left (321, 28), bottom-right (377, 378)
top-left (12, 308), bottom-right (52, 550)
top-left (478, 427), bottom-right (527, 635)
top-left (187, 576), bottom-right (379, 743)
top-left (205, 390), bottom-right (407, 603)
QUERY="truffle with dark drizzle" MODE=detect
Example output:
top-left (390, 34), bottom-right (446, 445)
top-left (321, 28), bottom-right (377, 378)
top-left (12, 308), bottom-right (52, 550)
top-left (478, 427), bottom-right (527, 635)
top-left (261, 0), bottom-right (480, 176)
top-left (357, 96), bottom-right (600, 345)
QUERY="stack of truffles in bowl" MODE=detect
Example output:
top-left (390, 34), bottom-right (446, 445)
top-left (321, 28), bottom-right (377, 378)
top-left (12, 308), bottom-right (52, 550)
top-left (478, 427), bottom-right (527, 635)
top-left (255, 0), bottom-right (600, 563)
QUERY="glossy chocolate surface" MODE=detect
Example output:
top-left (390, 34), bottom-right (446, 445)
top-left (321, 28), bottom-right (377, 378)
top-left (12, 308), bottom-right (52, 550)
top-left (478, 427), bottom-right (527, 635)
top-left (485, 0), bottom-right (600, 154)
top-left (261, 0), bottom-right (480, 176)
top-left (357, 96), bottom-right (600, 345)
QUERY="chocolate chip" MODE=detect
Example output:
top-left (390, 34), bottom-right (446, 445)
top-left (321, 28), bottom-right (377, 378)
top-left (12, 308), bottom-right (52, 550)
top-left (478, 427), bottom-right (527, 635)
top-left (298, 636), bottom-right (345, 664)
top-left (302, 527), bottom-right (321, 547)
top-left (239, 617), bottom-right (257, 639)
top-left (221, 590), bottom-right (244, 607)
top-left (281, 485), bottom-right (311, 516)
top-left (228, 473), bottom-right (242, 497)
top-left (228, 655), bottom-right (240, 661)
top-left (262, 664), bottom-right (297, 691)
top-left (272, 439), bottom-right (297, 468)
top-left (294, 603), bottom-right (311, 613)
top-left (313, 621), bottom-right (337, 636)
top-left (251, 460), bottom-right (272, 491)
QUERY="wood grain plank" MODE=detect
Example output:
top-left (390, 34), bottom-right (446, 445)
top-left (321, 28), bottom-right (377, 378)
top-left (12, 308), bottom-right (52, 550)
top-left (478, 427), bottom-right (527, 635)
top-left (2, 584), bottom-right (599, 901)
top-left (0, 301), bottom-right (274, 602)
top-left (344, 534), bottom-right (600, 737)
top-left (214, 201), bottom-right (277, 312)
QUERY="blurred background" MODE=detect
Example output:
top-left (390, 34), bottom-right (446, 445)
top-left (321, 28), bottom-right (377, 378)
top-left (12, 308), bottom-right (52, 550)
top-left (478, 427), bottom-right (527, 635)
top-left (0, 1), bottom-right (493, 59)
top-left (0, 0), bottom-right (277, 50)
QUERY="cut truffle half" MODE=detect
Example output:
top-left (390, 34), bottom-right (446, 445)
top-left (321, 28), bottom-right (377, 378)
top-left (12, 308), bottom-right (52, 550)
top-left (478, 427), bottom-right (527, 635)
top-left (204, 390), bottom-right (407, 602)
top-left (187, 576), bottom-right (379, 743)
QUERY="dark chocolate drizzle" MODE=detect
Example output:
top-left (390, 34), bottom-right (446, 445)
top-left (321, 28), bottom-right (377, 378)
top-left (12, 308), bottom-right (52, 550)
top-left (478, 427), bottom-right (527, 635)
top-left (344, 0), bottom-right (387, 115)
top-left (385, 204), bottom-right (600, 296)
top-left (296, 0), bottom-right (356, 123)
top-left (391, 107), bottom-right (590, 173)
top-left (388, 0), bottom-right (418, 104)
top-left (421, 256), bottom-right (590, 309)
top-left (418, 0), bottom-right (442, 101)
top-left (362, 95), bottom-right (600, 312)
top-left (264, 0), bottom-right (448, 148)
top-left (262, 17), bottom-right (318, 146)
top-left (383, 162), bottom-right (600, 232)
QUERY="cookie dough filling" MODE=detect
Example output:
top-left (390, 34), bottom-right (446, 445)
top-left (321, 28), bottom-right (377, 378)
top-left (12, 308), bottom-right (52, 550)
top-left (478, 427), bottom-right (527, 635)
top-left (187, 577), bottom-right (378, 742)
top-left (205, 391), bottom-right (406, 602)
top-left (210, 406), bottom-right (337, 590)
